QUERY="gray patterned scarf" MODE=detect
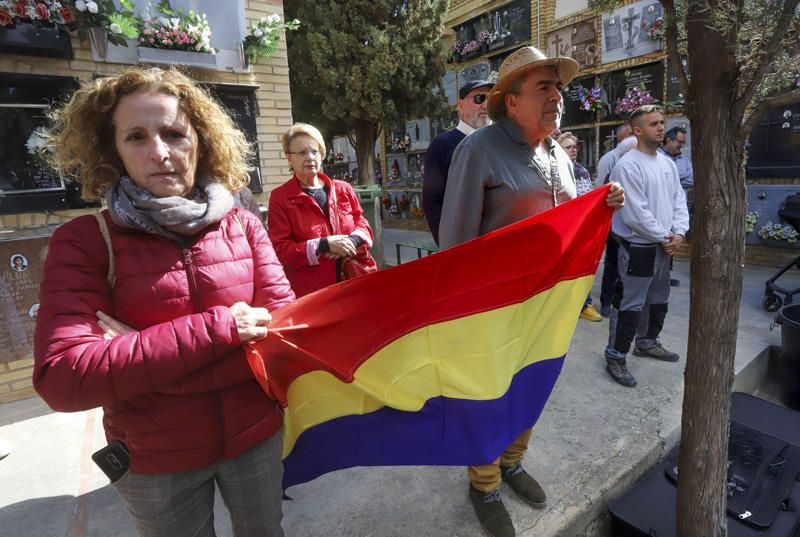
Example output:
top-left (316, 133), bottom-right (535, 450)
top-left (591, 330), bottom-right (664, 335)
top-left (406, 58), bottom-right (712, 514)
top-left (106, 176), bottom-right (234, 243)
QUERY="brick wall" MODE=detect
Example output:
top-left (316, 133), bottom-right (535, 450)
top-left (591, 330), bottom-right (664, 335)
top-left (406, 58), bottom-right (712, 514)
top-left (0, 0), bottom-right (293, 403)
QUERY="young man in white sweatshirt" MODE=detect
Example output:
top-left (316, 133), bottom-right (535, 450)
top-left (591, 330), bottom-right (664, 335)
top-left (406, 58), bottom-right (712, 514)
top-left (604, 105), bottom-right (689, 388)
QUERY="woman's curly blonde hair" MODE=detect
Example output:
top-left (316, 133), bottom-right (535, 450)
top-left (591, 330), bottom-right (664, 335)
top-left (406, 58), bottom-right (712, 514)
top-left (49, 67), bottom-right (254, 200)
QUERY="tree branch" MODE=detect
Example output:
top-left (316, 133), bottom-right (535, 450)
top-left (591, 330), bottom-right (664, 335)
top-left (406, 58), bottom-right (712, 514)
top-left (739, 88), bottom-right (800, 144)
top-left (734, 0), bottom-right (800, 121)
top-left (661, 0), bottom-right (690, 101)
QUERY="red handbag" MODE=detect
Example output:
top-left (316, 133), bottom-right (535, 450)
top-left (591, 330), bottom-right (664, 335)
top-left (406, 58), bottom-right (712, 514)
top-left (331, 184), bottom-right (378, 281)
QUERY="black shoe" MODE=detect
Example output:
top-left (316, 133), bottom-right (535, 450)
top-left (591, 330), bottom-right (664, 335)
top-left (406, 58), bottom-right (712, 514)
top-left (500, 462), bottom-right (546, 507)
top-left (469, 487), bottom-right (515, 537)
top-left (633, 342), bottom-right (680, 362)
top-left (606, 358), bottom-right (637, 387)
top-left (670, 278), bottom-right (680, 287)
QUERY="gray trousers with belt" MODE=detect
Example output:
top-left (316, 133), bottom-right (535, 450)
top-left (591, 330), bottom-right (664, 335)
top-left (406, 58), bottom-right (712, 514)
top-left (605, 240), bottom-right (672, 362)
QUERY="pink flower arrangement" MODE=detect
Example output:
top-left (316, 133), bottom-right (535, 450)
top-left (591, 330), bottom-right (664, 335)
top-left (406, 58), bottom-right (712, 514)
top-left (477, 30), bottom-right (491, 44)
top-left (615, 86), bottom-right (657, 116)
top-left (461, 40), bottom-right (480, 55)
top-left (138, 0), bottom-right (214, 53)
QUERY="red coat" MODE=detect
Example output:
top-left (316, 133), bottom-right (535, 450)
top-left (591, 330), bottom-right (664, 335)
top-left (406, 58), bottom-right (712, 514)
top-left (267, 173), bottom-right (373, 297)
top-left (33, 209), bottom-right (295, 474)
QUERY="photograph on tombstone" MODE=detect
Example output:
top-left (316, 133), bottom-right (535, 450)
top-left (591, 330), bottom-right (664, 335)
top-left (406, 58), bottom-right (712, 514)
top-left (0, 235), bottom-right (50, 364)
top-left (601, 0), bottom-right (664, 64)
top-left (545, 19), bottom-right (598, 70)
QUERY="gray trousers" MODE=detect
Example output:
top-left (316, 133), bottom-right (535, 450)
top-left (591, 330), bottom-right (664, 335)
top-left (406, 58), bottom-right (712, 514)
top-left (113, 433), bottom-right (285, 537)
top-left (605, 241), bottom-right (672, 362)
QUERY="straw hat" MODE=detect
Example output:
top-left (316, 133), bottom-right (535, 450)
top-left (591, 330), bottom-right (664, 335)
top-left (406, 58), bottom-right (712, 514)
top-left (488, 46), bottom-right (579, 120)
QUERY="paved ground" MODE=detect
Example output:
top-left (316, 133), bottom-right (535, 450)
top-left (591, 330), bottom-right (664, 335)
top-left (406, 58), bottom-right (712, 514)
top-left (0, 228), bottom-right (795, 537)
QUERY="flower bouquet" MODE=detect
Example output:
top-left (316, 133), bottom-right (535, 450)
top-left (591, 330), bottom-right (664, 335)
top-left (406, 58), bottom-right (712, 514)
top-left (745, 211), bottom-right (758, 234)
top-left (461, 39), bottom-right (480, 57)
top-left (139, 0), bottom-right (213, 53)
top-left (448, 40), bottom-right (462, 63)
top-left (0, 0), bottom-right (139, 46)
top-left (577, 86), bottom-right (604, 112)
top-left (25, 126), bottom-right (53, 170)
top-left (759, 221), bottom-right (799, 243)
top-left (477, 29), bottom-right (491, 45)
top-left (614, 85), bottom-right (657, 116)
top-left (641, 16), bottom-right (665, 40)
top-left (243, 13), bottom-right (299, 65)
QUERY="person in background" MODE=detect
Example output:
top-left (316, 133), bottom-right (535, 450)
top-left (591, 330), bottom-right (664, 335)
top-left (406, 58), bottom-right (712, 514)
top-left (558, 131), bottom-right (602, 322)
top-left (422, 79), bottom-right (494, 245)
top-left (268, 123), bottom-right (373, 297)
top-left (659, 126), bottom-right (693, 287)
top-left (439, 46), bottom-right (625, 537)
top-left (596, 123), bottom-right (635, 317)
top-left (604, 105), bottom-right (689, 388)
top-left (34, 67), bottom-right (295, 537)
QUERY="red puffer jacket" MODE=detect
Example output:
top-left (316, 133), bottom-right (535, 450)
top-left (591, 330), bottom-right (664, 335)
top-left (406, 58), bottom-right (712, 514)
top-left (33, 209), bottom-right (295, 474)
top-left (267, 173), bottom-right (373, 297)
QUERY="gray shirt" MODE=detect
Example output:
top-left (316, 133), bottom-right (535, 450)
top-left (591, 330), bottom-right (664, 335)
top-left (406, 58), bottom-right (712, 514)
top-left (611, 149), bottom-right (689, 244)
top-left (439, 117), bottom-right (577, 249)
top-left (658, 147), bottom-right (694, 188)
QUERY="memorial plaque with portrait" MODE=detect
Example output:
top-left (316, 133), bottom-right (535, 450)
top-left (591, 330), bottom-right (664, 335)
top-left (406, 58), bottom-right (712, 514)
top-left (0, 234), bottom-right (51, 364)
top-left (599, 61), bottom-right (664, 121)
top-left (747, 104), bottom-right (800, 178)
top-left (460, 63), bottom-right (491, 87)
top-left (601, 0), bottom-right (663, 64)
top-left (562, 75), bottom-right (597, 127)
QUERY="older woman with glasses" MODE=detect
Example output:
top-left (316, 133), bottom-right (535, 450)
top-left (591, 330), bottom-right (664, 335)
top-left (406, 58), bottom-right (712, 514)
top-left (267, 123), bottom-right (374, 297)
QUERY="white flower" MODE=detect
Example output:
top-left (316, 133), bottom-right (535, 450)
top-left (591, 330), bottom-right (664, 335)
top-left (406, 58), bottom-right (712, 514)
top-left (269, 13), bottom-right (281, 23)
top-left (109, 23), bottom-right (121, 34)
top-left (86, 1), bottom-right (98, 14)
top-left (253, 29), bottom-right (263, 37)
top-left (75, 0), bottom-right (87, 11)
top-left (260, 16), bottom-right (268, 24)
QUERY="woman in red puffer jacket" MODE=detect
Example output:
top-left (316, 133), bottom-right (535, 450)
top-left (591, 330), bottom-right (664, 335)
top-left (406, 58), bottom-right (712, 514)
top-left (34, 68), bottom-right (294, 537)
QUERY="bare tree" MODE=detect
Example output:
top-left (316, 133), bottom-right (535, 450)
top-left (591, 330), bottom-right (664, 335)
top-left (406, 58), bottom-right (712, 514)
top-left (591, 0), bottom-right (800, 534)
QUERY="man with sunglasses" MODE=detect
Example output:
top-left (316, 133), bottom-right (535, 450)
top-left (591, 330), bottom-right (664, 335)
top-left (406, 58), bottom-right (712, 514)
top-left (422, 79), bottom-right (493, 245)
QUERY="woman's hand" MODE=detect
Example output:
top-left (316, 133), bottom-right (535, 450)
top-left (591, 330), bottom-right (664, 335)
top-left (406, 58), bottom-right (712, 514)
top-left (229, 302), bottom-right (271, 342)
top-left (96, 311), bottom-right (135, 340)
top-left (326, 235), bottom-right (356, 259)
top-left (606, 182), bottom-right (625, 210)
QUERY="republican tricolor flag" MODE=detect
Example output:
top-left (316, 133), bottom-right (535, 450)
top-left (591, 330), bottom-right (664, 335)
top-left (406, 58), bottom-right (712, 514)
top-left (247, 185), bottom-right (613, 489)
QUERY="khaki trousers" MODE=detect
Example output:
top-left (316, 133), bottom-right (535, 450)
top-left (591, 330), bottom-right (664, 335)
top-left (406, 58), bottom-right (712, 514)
top-left (467, 428), bottom-right (533, 492)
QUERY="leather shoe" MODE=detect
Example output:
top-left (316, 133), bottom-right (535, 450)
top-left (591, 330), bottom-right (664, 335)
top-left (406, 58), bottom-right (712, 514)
top-left (469, 487), bottom-right (515, 537)
top-left (670, 278), bottom-right (680, 287)
top-left (500, 462), bottom-right (546, 507)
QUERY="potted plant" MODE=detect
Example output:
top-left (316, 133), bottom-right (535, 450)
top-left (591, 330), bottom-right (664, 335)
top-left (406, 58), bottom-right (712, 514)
top-left (137, 0), bottom-right (216, 66)
top-left (477, 29), bottom-right (491, 53)
top-left (398, 197), bottom-right (409, 218)
top-left (448, 40), bottom-right (462, 63)
top-left (242, 13), bottom-right (299, 66)
top-left (461, 39), bottom-right (480, 59)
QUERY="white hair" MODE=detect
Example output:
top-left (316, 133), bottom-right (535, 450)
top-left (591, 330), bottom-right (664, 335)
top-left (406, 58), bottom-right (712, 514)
top-left (617, 135), bottom-right (638, 156)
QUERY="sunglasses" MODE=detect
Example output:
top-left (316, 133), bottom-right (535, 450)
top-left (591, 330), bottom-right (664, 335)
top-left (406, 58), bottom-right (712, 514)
top-left (472, 93), bottom-right (488, 105)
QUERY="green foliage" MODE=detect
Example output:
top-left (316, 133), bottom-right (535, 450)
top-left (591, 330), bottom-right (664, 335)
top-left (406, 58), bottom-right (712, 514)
top-left (285, 0), bottom-right (449, 140)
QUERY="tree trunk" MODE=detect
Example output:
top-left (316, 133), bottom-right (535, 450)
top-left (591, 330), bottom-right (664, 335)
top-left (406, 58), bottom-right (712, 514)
top-left (353, 120), bottom-right (380, 186)
top-left (676, 5), bottom-right (747, 536)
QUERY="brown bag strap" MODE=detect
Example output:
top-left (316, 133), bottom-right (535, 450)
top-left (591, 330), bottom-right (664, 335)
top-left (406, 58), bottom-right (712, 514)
top-left (93, 212), bottom-right (115, 288)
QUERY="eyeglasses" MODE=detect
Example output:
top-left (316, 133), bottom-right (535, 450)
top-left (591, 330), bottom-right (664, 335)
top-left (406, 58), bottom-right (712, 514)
top-left (472, 93), bottom-right (488, 105)
top-left (287, 148), bottom-right (320, 158)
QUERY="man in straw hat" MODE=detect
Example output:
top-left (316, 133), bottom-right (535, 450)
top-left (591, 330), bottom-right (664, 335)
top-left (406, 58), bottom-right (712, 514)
top-left (439, 46), bottom-right (625, 537)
